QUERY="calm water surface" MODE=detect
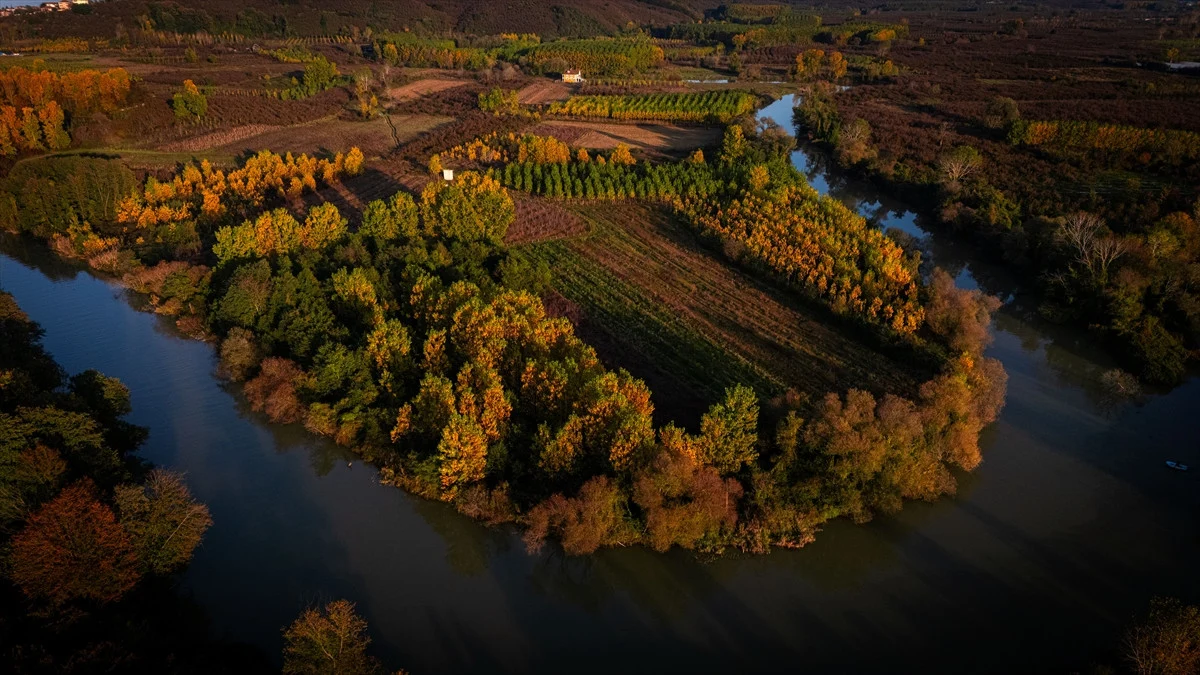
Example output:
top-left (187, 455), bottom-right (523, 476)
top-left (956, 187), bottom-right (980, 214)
top-left (0, 95), bottom-right (1197, 674)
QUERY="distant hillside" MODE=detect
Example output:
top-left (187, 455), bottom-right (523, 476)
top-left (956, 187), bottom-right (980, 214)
top-left (4, 0), bottom-right (716, 39)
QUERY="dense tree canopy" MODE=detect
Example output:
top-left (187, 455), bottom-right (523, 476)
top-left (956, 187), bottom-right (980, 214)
top-left (0, 291), bottom-right (218, 669)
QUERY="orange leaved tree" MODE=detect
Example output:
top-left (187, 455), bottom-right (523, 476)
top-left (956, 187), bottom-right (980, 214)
top-left (9, 480), bottom-right (141, 606)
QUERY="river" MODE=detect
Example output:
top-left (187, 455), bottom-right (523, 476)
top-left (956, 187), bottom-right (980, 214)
top-left (1, 96), bottom-right (1198, 674)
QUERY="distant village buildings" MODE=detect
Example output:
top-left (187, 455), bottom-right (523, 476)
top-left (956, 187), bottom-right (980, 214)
top-left (1, 0), bottom-right (88, 16)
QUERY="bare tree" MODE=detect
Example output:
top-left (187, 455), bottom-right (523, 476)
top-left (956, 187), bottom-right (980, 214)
top-left (937, 145), bottom-right (982, 188)
top-left (1057, 211), bottom-right (1128, 283)
top-left (1123, 597), bottom-right (1200, 675)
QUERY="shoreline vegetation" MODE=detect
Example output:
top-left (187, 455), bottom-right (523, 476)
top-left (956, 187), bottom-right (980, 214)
top-left (1, 290), bottom-right (401, 671)
top-left (2, 111), bottom-right (1007, 556)
top-left (794, 81), bottom-right (1199, 387)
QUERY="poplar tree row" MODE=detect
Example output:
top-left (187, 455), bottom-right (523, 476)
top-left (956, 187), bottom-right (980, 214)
top-left (117, 148), bottom-right (365, 230)
top-left (0, 66), bottom-right (133, 157)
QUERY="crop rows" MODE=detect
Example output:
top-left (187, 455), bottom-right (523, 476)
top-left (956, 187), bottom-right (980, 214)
top-left (546, 91), bottom-right (757, 123)
top-left (514, 237), bottom-right (781, 404)
top-left (513, 202), bottom-right (923, 408)
top-left (497, 159), bottom-right (723, 200)
top-left (527, 39), bottom-right (664, 76)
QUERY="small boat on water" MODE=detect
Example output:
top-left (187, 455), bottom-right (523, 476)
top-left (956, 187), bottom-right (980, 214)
top-left (1166, 461), bottom-right (1189, 471)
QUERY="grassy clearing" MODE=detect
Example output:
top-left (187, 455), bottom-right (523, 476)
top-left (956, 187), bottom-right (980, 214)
top-left (512, 202), bottom-right (929, 421)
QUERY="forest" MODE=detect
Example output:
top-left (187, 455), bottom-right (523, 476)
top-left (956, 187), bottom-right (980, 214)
top-left (0, 66), bottom-right (131, 155)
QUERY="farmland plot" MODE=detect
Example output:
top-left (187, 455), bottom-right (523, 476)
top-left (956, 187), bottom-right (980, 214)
top-left (516, 80), bottom-right (571, 105)
top-left (207, 115), bottom-right (450, 156)
top-left (513, 203), bottom-right (929, 421)
top-left (530, 120), bottom-right (721, 157)
top-left (387, 78), bottom-right (470, 102)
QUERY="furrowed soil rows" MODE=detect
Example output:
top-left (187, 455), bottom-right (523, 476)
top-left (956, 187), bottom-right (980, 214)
top-left (159, 125), bottom-right (279, 152)
top-left (514, 202), bottom-right (929, 419)
top-left (529, 120), bottom-right (721, 157)
top-left (507, 195), bottom-right (588, 245)
top-left (516, 80), bottom-right (570, 105)
top-left (387, 78), bottom-right (470, 102)
top-left (299, 168), bottom-right (408, 218)
top-left (207, 115), bottom-right (450, 156)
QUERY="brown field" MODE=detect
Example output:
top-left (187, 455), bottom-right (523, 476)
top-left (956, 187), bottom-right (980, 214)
top-left (159, 125), bottom-right (280, 153)
top-left (124, 87), bottom-right (352, 151)
top-left (387, 78), bottom-right (470, 102)
top-left (516, 80), bottom-right (571, 105)
top-left (514, 202), bottom-right (930, 424)
top-left (529, 120), bottom-right (719, 158)
top-left (193, 114), bottom-right (450, 157)
top-left (506, 195), bottom-right (588, 245)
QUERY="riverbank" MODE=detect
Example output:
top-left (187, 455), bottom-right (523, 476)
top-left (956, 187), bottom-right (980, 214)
top-left (792, 87), bottom-right (1200, 385)
top-left (1, 94), bottom-right (1197, 673)
top-left (5, 207), bottom-right (1199, 674)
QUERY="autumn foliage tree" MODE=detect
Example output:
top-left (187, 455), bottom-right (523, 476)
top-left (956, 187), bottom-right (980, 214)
top-left (0, 66), bottom-right (131, 157)
top-left (1124, 597), bottom-right (1200, 675)
top-left (9, 480), bottom-right (141, 606)
top-left (633, 450), bottom-right (743, 552)
top-left (172, 79), bottom-right (208, 121)
top-left (419, 171), bottom-right (514, 244)
top-left (114, 469), bottom-right (213, 575)
top-left (117, 149), bottom-right (362, 235)
top-left (244, 357), bottom-right (308, 423)
top-left (282, 600), bottom-right (384, 675)
top-left (478, 87), bottom-right (520, 115)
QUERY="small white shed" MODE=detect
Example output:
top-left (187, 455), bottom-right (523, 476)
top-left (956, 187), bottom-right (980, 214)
top-left (442, 169), bottom-right (454, 181)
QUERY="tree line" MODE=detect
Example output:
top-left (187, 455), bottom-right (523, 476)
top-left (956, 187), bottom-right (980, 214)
top-left (547, 91), bottom-right (759, 124)
top-left (373, 34), bottom-right (494, 71)
top-left (0, 65), bottom-right (132, 157)
top-left (1008, 118), bottom-right (1200, 170)
top-left (526, 38), bottom-right (665, 76)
